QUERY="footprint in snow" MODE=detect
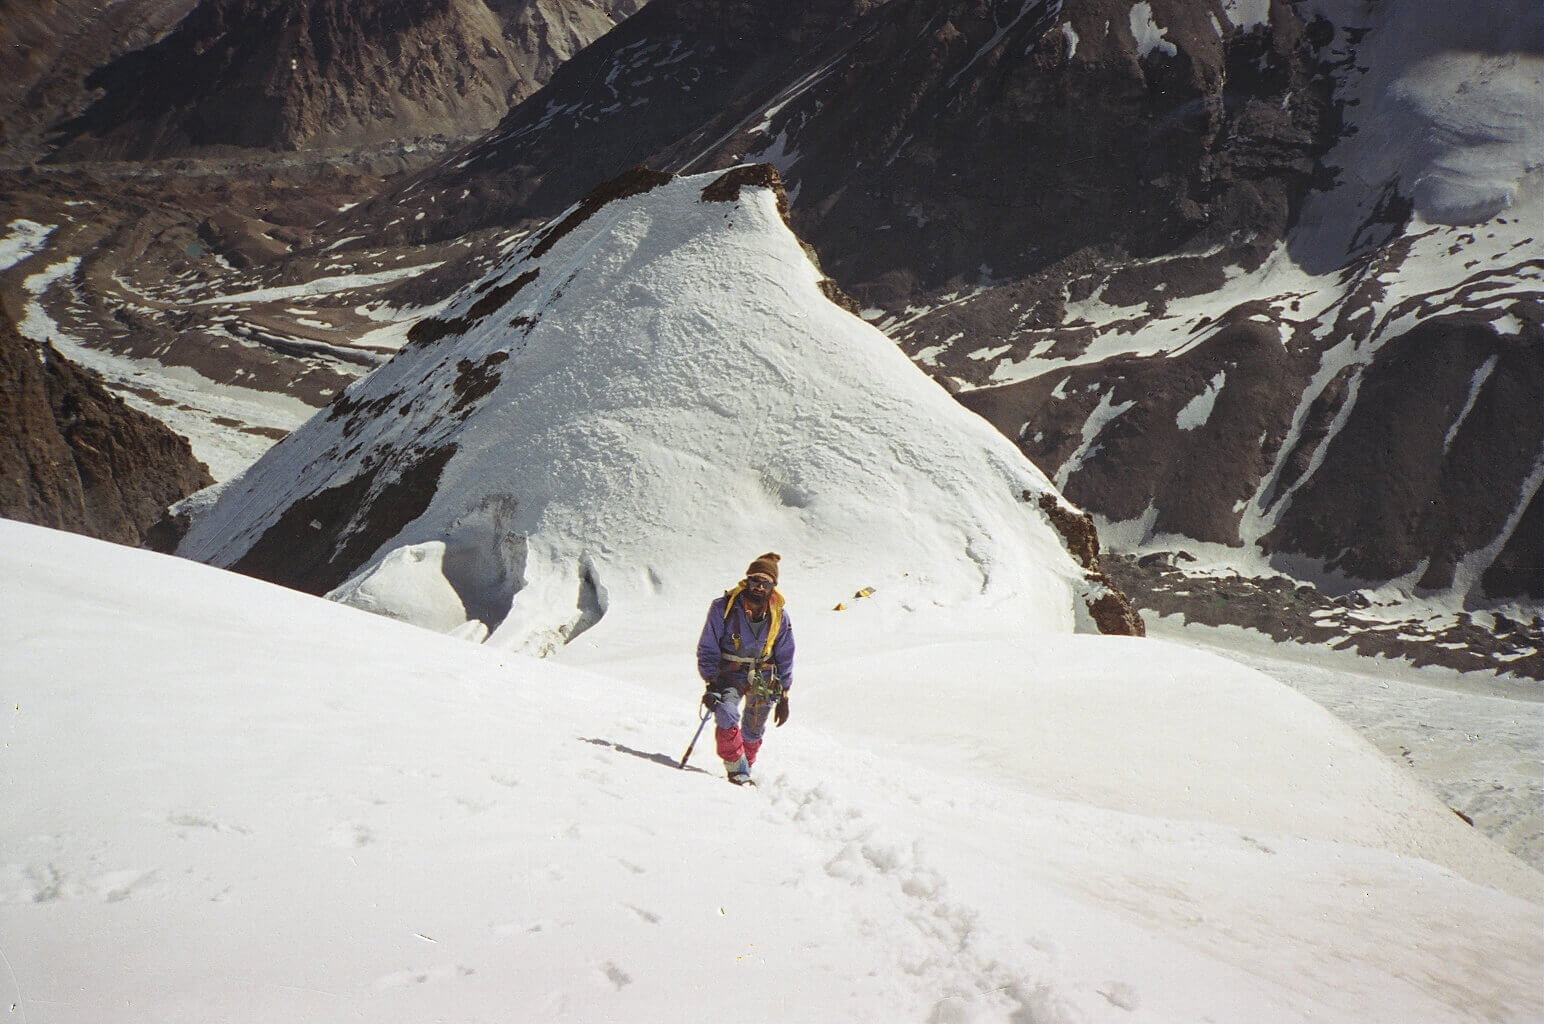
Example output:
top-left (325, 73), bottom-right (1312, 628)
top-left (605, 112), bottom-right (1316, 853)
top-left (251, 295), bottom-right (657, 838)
top-left (624, 903), bottom-right (661, 924)
top-left (772, 781), bottom-right (1063, 1022)
top-left (325, 822), bottom-right (374, 848)
top-left (167, 812), bottom-right (251, 835)
top-left (374, 965), bottom-right (475, 989)
top-left (95, 868), bottom-right (158, 903)
top-left (1099, 980), bottom-right (1142, 1010)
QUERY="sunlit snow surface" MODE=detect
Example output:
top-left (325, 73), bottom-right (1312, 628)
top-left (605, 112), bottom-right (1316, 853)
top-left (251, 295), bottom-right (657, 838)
top-left (0, 219), bottom-right (55, 271)
top-left (3, 522), bottom-right (1540, 1023)
top-left (175, 175), bottom-right (1095, 652)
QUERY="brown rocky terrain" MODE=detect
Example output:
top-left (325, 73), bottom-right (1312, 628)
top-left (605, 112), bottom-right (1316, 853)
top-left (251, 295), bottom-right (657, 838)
top-left (0, 300), bottom-right (213, 545)
top-left (0, 158), bottom-right (407, 408)
top-left (1102, 551), bottom-right (1543, 680)
top-left (0, 0), bottom-right (202, 164)
top-left (38, 0), bottom-right (646, 162)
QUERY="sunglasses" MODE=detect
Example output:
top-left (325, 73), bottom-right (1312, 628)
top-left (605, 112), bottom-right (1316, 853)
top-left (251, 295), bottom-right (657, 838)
top-left (744, 578), bottom-right (774, 593)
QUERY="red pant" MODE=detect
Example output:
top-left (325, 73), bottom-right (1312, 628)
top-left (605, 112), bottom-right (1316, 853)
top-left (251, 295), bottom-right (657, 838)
top-left (713, 690), bottom-right (774, 765)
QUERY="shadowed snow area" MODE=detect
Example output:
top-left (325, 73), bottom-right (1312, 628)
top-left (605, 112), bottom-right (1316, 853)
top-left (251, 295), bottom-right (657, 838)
top-left (176, 170), bottom-right (1099, 652)
top-left (3, 520), bottom-right (1541, 1023)
top-left (1293, 0), bottom-right (1542, 266)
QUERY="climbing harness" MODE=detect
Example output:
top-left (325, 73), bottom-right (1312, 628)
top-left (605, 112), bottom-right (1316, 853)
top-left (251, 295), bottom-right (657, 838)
top-left (717, 652), bottom-right (782, 702)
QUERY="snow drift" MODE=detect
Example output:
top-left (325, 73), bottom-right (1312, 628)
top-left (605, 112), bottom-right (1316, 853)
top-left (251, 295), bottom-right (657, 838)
top-left (176, 166), bottom-right (1128, 651)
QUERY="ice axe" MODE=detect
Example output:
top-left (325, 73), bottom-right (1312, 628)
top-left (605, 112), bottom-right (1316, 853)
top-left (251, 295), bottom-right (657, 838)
top-left (679, 703), bottom-right (713, 769)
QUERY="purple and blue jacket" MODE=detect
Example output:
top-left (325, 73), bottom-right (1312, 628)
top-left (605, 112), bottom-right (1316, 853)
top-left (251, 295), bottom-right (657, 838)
top-left (697, 586), bottom-right (795, 694)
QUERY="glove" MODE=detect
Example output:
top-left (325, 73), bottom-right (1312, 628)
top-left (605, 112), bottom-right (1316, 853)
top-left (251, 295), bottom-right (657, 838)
top-left (774, 695), bottom-right (789, 727)
top-left (702, 686), bottom-right (722, 711)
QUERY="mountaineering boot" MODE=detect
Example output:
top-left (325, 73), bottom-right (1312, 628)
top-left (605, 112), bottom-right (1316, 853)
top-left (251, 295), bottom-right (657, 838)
top-left (724, 755), bottom-right (753, 786)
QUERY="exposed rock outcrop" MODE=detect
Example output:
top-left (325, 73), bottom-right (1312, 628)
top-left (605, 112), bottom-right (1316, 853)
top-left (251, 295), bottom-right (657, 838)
top-left (0, 303), bottom-right (213, 546)
top-left (1033, 492), bottom-right (1145, 637)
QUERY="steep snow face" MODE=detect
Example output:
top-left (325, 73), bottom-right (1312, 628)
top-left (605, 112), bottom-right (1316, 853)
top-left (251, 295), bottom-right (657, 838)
top-left (177, 169), bottom-right (1093, 652)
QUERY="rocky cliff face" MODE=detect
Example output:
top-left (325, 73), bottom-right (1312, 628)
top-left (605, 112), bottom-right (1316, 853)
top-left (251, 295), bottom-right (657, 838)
top-left (690, 0), bottom-right (1337, 308)
top-left (0, 0), bottom-right (201, 164)
top-left (0, 303), bottom-right (213, 546)
top-left (334, 0), bottom-right (1333, 293)
top-left (43, 0), bottom-right (647, 160)
top-left (322, 0), bottom-right (890, 246)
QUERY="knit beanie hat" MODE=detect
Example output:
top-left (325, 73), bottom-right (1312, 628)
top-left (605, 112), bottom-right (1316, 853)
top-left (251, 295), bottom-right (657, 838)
top-left (745, 552), bottom-right (781, 584)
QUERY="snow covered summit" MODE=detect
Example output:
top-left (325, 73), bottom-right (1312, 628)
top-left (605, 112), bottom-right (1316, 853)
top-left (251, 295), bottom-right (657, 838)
top-left (176, 166), bottom-right (1127, 651)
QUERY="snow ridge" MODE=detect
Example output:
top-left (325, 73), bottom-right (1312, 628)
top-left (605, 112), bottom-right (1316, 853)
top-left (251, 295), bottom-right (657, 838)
top-left (178, 169), bottom-right (1095, 652)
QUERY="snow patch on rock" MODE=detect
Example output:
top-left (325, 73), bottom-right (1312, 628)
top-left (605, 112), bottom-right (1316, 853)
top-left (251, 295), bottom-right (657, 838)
top-left (1129, 2), bottom-right (1177, 60)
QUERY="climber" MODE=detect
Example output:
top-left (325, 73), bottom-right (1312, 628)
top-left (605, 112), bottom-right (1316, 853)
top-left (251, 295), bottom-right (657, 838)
top-left (696, 552), bottom-right (795, 785)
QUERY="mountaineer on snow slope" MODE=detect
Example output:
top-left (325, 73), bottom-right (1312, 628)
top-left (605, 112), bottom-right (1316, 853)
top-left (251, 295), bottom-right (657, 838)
top-left (697, 553), bottom-right (795, 785)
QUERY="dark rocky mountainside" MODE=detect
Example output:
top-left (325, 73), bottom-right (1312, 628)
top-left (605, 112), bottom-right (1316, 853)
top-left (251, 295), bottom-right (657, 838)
top-left (959, 298), bottom-right (1543, 599)
top-left (0, 302), bottom-right (213, 545)
top-left (322, 0), bottom-right (887, 246)
top-left (689, 0), bottom-right (1338, 310)
top-left (321, 0), bottom-right (1539, 608)
top-left (38, 0), bottom-right (646, 162)
top-left (0, 0), bottom-right (202, 165)
top-left (333, 0), bottom-right (1335, 301)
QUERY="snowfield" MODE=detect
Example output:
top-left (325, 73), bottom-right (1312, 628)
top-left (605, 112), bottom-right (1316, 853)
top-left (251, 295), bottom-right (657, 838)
top-left (3, 520), bottom-right (1541, 1023)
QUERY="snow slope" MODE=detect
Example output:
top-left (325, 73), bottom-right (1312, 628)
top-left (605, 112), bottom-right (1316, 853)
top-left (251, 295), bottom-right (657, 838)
top-left (3, 520), bottom-right (1541, 1023)
top-left (176, 169), bottom-right (1101, 651)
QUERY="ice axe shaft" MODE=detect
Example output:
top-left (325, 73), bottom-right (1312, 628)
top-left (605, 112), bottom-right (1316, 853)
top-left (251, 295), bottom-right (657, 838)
top-left (679, 705), bottom-right (712, 769)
